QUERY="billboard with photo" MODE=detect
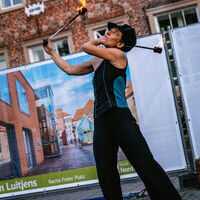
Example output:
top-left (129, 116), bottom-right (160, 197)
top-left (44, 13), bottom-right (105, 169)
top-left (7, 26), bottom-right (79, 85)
top-left (0, 52), bottom-right (138, 198)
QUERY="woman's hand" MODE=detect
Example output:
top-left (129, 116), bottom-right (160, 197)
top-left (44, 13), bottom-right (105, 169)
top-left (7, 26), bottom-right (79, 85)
top-left (43, 38), bottom-right (55, 55)
top-left (97, 36), bottom-right (106, 46)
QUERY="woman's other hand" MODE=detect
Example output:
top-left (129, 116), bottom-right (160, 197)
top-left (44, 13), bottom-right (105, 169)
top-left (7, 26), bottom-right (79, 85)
top-left (43, 38), bottom-right (54, 55)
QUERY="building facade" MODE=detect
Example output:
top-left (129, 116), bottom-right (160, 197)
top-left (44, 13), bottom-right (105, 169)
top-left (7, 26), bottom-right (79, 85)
top-left (73, 99), bottom-right (94, 145)
top-left (0, 71), bottom-right (44, 179)
top-left (56, 108), bottom-right (69, 146)
top-left (0, 0), bottom-right (199, 70)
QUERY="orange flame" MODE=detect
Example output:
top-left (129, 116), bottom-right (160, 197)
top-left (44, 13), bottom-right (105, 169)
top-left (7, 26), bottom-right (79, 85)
top-left (77, 0), bottom-right (87, 14)
top-left (156, 38), bottom-right (166, 48)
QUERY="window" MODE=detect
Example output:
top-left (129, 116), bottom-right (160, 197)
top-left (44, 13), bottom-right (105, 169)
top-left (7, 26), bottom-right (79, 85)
top-left (0, 54), bottom-right (7, 70)
top-left (157, 6), bottom-right (199, 31)
top-left (0, 0), bottom-right (22, 9)
top-left (35, 87), bottom-right (48, 99)
top-left (156, 6), bottom-right (199, 84)
top-left (23, 130), bottom-right (34, 168)
top-left (28, 38), bottom-right (70, 63)
top-left (46, 116), bottom-right (53, 129)
top-left (54, 39), bottom-right (70, 56)
top-left (34, 86), bottom-right (54, 114)
top-left (16, 79), bottom-right (29, 114)
top-left (93, 22), bottom-right (125, 43)
top-left (0, 74), bottom-right (10, 104)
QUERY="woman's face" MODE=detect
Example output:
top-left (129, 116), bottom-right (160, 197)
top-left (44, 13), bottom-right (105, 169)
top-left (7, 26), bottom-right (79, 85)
top-left (101, 28), bottom-right (124, 49)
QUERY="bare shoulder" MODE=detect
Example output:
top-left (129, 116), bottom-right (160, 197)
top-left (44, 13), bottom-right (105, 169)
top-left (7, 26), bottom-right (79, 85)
top-left (109, 48), bottom-right (127, 69)
top-left (89, 57), bottom-right (104, 71)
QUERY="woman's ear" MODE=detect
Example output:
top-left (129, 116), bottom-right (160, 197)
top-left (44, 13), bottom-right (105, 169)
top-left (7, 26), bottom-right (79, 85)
top-left (117, 41), bottom-right (124, 49)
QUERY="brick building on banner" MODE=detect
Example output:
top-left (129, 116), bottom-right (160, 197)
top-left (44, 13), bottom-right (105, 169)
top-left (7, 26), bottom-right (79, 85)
top-left (0, 0), bottom-right (199, 69)
top-left (0, 71), bottom-right (44, 179)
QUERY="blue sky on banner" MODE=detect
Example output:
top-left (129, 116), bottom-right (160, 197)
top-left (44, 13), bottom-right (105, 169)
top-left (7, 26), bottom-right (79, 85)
top-left (22, 54), bottom-right (131, 117)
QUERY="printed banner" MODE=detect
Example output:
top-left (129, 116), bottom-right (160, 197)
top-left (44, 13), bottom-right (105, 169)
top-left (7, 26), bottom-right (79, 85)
top-left (0, 52), bottom-right (138, 197)
top-left (0, 160), bottom-right (135, 196)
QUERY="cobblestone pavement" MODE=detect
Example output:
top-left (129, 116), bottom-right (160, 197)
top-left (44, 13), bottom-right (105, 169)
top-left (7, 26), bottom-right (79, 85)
top-left (13, 173), bottom-right (200, 200)
top-left (28, 145), bottom-right (95, 176)
top-left (27, 145), bottom-right (127, 176)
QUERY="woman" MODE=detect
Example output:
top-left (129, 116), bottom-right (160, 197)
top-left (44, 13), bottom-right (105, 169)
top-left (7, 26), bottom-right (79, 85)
top-left (43, 22), bottom-right (182, 200)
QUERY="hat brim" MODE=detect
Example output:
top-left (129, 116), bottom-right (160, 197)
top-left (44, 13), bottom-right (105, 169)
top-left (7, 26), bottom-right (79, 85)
top-left (107, 22), bottom-right (121, 31)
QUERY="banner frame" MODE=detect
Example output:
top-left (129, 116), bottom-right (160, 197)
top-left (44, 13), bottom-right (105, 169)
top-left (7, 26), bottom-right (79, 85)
top-left (168, 24), bottom-right (197, 170)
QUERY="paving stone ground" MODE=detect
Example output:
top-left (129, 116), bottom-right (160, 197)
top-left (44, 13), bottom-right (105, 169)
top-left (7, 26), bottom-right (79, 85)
top-left (27, 145), bottom-right (126, 177)
top-left (9, 172), bottom-right (200, 200)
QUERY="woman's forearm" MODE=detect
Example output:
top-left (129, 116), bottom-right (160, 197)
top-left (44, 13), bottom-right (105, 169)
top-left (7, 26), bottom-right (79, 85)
top-left (84, 39), bottom-right (101, 47)
top-left (42, 39), bottom-right (94, 76)
top-left (50, 50), bottom-right (73, 75)
top-left (82, 39), bottom-right (102, 54)
top-left (49, 50), bottom-right (93, 76)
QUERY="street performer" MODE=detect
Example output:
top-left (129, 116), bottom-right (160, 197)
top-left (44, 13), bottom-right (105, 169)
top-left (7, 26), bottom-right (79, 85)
top-left (43, 22), bottom-right (182, 200)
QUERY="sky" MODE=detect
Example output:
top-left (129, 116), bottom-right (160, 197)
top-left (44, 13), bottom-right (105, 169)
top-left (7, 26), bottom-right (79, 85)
top-left (22, 53), bottom-right (131, 117)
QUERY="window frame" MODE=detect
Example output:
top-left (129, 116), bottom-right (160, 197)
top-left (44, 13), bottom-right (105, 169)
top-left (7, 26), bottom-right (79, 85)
top-left (86, 15), bottom-right (129, 41)
top-left (28, 38), bottom-right (71, 63)
top-left (0, 53), bottom-right (7, 71)
top-left (146, 0), bottom-right (200, 34)
top-left (23, 31), bottom-right (74, 64)
top-left (28, 45), bottom-right (48, 63)
top-left (0, 0), bottom-right (25, 13)
top-left (94, 27), bottom-right (108, 39)
top-left (15, 78), bottom-right (30, 115)
top-left (156, 6), bottom-right (199, 32)
top-left (0, 49), bottom-right (9, 71)
top-left (0, 74), bottom-right (11, 105)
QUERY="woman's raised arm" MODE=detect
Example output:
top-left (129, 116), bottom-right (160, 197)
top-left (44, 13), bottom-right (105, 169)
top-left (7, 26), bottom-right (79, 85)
top-left (43, 39), bottom-right (94, 76)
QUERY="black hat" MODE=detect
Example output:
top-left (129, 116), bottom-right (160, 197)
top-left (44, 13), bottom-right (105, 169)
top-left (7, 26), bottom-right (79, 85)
top-left (107, 22), bottom-right (136, 52)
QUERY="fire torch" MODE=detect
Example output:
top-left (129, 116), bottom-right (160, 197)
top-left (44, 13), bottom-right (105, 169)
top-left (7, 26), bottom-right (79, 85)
top-left (43, 0), bottom-right (87, 46)
top-left (135, 38), bottom-right (166, 54)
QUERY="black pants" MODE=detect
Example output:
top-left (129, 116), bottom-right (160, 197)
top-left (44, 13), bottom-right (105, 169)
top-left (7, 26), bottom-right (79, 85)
top-left (93, 107), bottom-right (182, 200)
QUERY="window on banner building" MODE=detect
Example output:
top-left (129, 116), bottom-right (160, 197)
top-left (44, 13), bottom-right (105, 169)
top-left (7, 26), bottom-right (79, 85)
top-left (15, 79), bottom-right (29, 115)
top-left (156, 6), bottom-right (199, 84)
top-left (0, 0), bottom-right (22, 9)
top-left (0, 54), bottom-right (7, 71)
top-left (28, 38), bottom-right (70, 63)
top-left (0, 74), bottom-right (11, 104)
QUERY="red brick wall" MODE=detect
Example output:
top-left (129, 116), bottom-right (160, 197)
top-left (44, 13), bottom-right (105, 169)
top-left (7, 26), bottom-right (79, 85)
top-left (0, 71), bottom-right (44, 176)
top-left (0, 0), bottom-right (184, 67)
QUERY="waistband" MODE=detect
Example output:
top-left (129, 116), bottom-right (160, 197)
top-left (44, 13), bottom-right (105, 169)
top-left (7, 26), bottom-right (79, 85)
top-left (94, 106), bottom-right (135, 124)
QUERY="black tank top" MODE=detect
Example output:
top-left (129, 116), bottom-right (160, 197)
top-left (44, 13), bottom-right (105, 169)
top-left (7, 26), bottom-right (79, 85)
top-left (93, 60), bottom-right (128, 118)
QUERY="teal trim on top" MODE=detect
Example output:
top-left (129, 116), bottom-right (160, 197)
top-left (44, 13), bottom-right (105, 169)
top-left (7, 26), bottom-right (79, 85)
top-left (103, 62), bottom-right (112, 106)
top-left (113, 76), bottom-right (128, 108)
top-left (93, 80), bottom-right (97, 117)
